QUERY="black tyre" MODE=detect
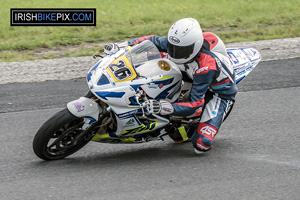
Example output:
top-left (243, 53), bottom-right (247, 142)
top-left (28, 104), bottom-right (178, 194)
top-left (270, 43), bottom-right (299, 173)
top-left (33, 108), bottom-right (98, 160)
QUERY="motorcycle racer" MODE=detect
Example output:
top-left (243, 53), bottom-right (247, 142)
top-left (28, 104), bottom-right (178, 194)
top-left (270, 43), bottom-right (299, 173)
top-left (105, 18), bottom-right (237, 154)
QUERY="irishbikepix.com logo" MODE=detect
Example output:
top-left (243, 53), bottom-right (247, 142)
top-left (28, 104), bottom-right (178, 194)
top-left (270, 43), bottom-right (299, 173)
top-left (10, 9), bottom-right (96, 26)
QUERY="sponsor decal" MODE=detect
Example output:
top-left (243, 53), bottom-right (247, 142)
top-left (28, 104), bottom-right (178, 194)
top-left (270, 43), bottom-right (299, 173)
top-left (148, 83), bottom-right (164, 89)
top-left (124, 118), bottom-right (135, 127)
top-left (196, 137), bottom-right (210, 151)
top-left (197, 124), bottom-right (218, 141)
top-left (228, 52), bottom-right (238, 64)
top-left (197, 143), bottom-right (209, 151)
top-left (74, 102), bottom-right (84, 112)
top-left (148, 83), bottom-right (159, 89)
top-left (160, 52), bottom-right (169, 59)
top-left (236, 64), bottom-right (254, 77)
top-left (169, 36), bottom-right (180, 44)
top-left (122, 122), bottom-right (157, 136)
top-left (117, 110), bottom-right (137, 119)
top-left (195, 66), bottom-right (209, 75)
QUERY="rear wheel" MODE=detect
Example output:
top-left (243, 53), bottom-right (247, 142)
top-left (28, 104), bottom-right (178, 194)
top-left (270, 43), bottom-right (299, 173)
top-left (33, 108), bottom-right (99, 160)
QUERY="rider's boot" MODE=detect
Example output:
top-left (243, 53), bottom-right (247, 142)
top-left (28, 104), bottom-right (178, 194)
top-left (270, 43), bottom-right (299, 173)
top-left (191, 123), bottom-right (218, 153)
top-left (191, 134), bottom-right (212, 153)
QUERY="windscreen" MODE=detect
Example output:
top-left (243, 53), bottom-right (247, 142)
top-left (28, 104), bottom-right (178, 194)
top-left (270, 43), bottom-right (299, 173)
top-left (125, 40), bottom-right (161, 67)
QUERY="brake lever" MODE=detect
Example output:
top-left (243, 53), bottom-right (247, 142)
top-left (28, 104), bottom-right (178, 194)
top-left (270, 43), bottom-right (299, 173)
top-left (93, 49), bottom-right (105, 59)
top-left (92, 54), bottom-right (104, 59)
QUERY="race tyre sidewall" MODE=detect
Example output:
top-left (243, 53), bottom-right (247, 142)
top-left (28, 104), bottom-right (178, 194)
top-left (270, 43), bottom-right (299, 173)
top-left (33, 108), bottom-right (93, 161)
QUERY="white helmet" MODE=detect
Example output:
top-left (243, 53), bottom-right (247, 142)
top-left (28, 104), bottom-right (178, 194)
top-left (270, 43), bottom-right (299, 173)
top-left (167, 18), bottom-right (204, 64)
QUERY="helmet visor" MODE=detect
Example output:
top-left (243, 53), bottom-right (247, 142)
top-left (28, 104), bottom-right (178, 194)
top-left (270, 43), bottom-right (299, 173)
top-left (167, 41), bottom-right (195, 59)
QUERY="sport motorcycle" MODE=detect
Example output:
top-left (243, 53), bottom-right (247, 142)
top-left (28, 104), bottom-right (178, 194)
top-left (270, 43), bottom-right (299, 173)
top-left (33, 40), bottom-right (261, 160)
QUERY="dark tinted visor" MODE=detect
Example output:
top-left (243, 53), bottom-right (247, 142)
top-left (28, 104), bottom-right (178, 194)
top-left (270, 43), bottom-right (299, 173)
top-left (167, 41), bottom-right (195, 59)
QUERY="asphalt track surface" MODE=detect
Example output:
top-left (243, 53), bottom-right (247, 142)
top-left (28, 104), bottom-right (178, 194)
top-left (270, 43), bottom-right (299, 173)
top-left (1, 58), bottom-right (300, 200)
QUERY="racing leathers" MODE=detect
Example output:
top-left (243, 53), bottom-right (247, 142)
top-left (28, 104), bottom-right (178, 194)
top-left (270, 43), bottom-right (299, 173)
top-left (128, 33), bottom-right (238, 153)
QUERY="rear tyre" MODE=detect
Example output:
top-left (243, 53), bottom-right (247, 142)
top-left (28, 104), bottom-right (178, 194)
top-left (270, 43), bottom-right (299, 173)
top-left (33, 108), bottom-right (98, 161)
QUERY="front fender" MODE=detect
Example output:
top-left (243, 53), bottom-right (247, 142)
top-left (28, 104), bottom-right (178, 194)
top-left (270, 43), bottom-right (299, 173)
top-left (67, 97), bottom-right (102, 121)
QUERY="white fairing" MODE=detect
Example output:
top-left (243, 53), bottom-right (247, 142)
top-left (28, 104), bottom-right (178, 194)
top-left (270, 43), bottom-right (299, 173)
top-left (67, 97), bottom-right (102, 121)
top-left (85, 41), bottom-right (183, 136)
top-left (81, 40), bottom-right (260, 138)
top-left (136, 59), bottom-right (182, 103)
top-left (227, 47), bottom-right (261, 83)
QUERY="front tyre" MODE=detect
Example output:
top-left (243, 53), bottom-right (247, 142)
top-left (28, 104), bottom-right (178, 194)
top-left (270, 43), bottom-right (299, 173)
top-left (33, 108), bottom-right (97, 161)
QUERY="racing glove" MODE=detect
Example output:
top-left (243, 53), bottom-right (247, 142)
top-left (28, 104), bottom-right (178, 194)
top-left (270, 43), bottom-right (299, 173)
top-left (104, 43), bottom-right (120, 55)
top-left (142, 99), bottom-right (174, 115)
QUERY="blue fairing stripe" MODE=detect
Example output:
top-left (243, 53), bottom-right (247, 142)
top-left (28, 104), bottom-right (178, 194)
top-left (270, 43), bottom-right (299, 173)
top-left (156, 81), bottom-right (180, 99)
top-left (130, 84), bottom-right (143, 91)
top-left (152, 78), bottom-right (174, 86)
top-left (95, 91), bottom-right (125, 100)
top-left (87, 62), bottom-right (101, 82)
top-left (97, 74), bottom-right (110, 85)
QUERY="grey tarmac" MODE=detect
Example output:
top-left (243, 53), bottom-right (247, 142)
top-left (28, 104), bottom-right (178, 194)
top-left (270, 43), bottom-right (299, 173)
top-left (0, 39), bottom-right (300, 200)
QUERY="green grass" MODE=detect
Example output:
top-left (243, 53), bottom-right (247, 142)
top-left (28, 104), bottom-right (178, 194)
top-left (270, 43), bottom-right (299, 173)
top-left (1, 0), bottom-right (300, 61)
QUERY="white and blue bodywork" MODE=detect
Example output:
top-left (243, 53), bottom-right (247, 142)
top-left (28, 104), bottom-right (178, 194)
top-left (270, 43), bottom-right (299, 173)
top-left (227, 47), bottom-right (261, 84)
top-left (67, 41), bottom-right (261, 142)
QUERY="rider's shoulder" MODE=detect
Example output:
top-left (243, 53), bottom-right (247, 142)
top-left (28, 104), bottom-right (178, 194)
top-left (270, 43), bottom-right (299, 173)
top-left (203, 32), bottom-right (227, 57)
top-left (195, 53), bottom-right (217, 73)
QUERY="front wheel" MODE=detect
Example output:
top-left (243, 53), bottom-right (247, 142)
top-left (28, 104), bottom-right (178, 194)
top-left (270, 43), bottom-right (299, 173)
top-left (33, 108), bottom-right (98, 160)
